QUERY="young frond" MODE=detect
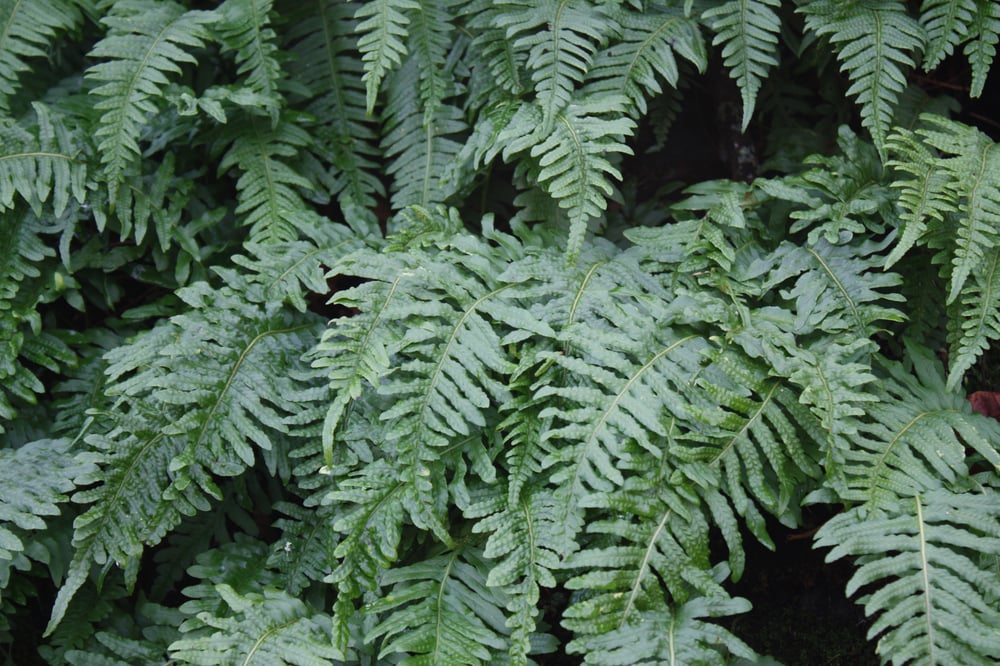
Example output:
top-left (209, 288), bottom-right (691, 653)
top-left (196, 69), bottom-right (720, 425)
top-left (800, 0), bottom-right (924, 158)
top-left (702, 0), bottom-right (781, 131)
top-left (355, 0), bottom-right (418, 114)
top-left (170, 584), bottom-right (342, 664)
top-left (816, 490), bottom-right (1000, 665)
top-left (0, 103), bottom-right (86, 216)
top-left (495, 0), bottom-right (609, 130)
top-left (86, 0), bottom-right (218, 202)
top-left (365, 547), bottom-right (508, 664)
top-left (584, 5), bottom-right (707, 116)
top-left (215, 0), bottom-right (283, 122)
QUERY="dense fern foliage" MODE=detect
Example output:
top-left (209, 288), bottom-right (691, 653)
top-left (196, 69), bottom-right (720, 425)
top-left (1, 1), bottom-right (999, 664)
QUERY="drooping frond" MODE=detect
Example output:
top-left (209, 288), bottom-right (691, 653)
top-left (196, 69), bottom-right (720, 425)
top-left (365, 546), bottom-right (509, 664)
top-left (283, 0), bottom-right (384, 219)
top-left (498, 99), bottom-right (634, 264)
top-left (215, 0), bottom-right (283, 122)
top-left (584, 5), bottom-right (706, 116)
top-left (494, 0), bottom-right (609, 131)
top-left (920, 0), bottom-right (979, 70)
top-left (816, 489), bottom-right (1000, 665)
top-left (702, 0), bottom-right (781, 131)
top-left (215, 114), bottom-right (321, 243)
top-left (948, 247), bottom-right (1000, 387)
top-left (963, 0), bottom-right (1000, 96)
top-left (354, 0), bottom-right (418, 113)
top-left (86, 0), bottom-right (218, 202)
top-left (0, 439), bottom-right (94, 600)
top-left (381, 60), bottom-right (466, 210)
top-left (0, 103), bottom-right (86, 216)
top-left (800, 0), bottom-right (924, 157)
top-left (169, 584), bottom-right (342, 664)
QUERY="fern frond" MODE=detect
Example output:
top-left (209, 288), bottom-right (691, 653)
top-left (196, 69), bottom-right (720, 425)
top-left (86, 0), bottom-right (218, 202)
top-left (355, 0), bottom-right (418, 114)
top-left (917, 115), bottom-right (1000, 305)
top-left (215, 113), bottom-right (320, 243)
top-left (964, 0), bottom-right (1000, 96)
top-left (0, 103), bottom-right (86, 216)
top-left (381, 60), bottom-right (466, 210)
top-left (816, 489), bottom-right (1000, 665)
top-left (267, 501), bottom-right (338, 595)
top-left (885, 125), bottom-right (957, 268)
top-left (920, 0), bottom-right (978, 70)
top-left (584, 5), bottom-right (706, 116)
top-left (800, 0), bottom-right (924, 158)
top-left (507, 98), bottom-right (634, 264)
top-left (702, 0), bottom-right (781, 131)
top-left (283, 0), bottom-right (384, 219)
top-left (170, 584), bottom-right (341, 664)
top-left (215, 0), bottom-right (283, 122)
top-left (838, 342), bottom-right (1000, 508)
top-left (565, 566), bottom-right (756, 665)
top-left (468, 487), bottom-right (563, 663)
top-left (0, 0), bottom-right (85, 111)
top-left (0, 439), bottom-right (93, 601)
top-left (947, 247), bottom-right (1000, 388)
top-left (406, 0), bottom-right (460, 119)
top-left (495, 0), bottom-right (609, 131)
top-left (365, 546), bottom-right (508, 664)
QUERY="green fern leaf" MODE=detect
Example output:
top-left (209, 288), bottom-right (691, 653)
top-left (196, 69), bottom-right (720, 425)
top-left (920, 0), bottom-right (978, 70)
top-left (381, 60), bottom-right (466, 209)
top-left (816, 490), bottom-right (1000, 665)
top-left (495, 0), bottom-right (609, 131)
top-left (267, 501), bottom-right (338, 595)
top-left (215, 114), bottom-right (321, 243)
top-left (215, 0), bottom-right (283, 122)
top-left (800, 0), bottom-right (924, 158)
top-left (838, 342), bottom-right (1000, 508)
top-left (468, 488), bottom-right (563, 664)
top-left (86, 0), bottom-right (218, 202)
top-left (964, 0), bottom-right (1000, 96)
top-left (170, 584), bottom-right (342, 664)
top-left (283, 0), bottom-right (384, 219)
top-left (0, 103), bottom-right (86, 216)
top-left (584, 5), bottom-right (707, 116)
top-left (0, 0), bottom-right (84, 111)
top-left (885, 126), bottom-right (957, 268)
top-left (702, 0), bottom-right (781, 131)
top-left (947, 247), bottom-right (1000, 389)
top-left (365, 546), bottom-right (508, 664)
top-left (355, 0), bottom-right (418, 114)
top-left (0, 439), bottom-right (94, 599)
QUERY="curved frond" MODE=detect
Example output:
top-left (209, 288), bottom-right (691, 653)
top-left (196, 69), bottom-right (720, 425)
top-left (920, 0), bottom-right (978, 70)
top-left (215, 0), bottom-right (282, 121)
top-left (964, 0), bottom-right (1000, 96)
top-left (702, 0), bottom-right (781, 131)
top-left (800, 0), bottom-right (924, 158)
